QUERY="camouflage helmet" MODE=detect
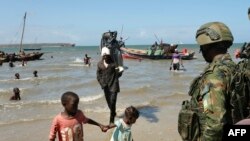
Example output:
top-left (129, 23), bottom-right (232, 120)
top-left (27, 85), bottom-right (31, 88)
top-left (196, 22), bottom-right (233, 46)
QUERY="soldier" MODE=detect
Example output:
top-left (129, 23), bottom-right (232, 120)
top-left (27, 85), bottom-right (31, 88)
top-left (178, 22), bottom-right (236, 141)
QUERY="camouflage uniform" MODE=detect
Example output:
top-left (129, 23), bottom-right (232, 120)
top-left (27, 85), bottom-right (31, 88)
top-left (189, 53), bottom-right (236, 141)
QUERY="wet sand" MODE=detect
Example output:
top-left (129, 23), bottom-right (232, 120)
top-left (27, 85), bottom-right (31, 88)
top-left (0, 94), bottom-right (187, 141)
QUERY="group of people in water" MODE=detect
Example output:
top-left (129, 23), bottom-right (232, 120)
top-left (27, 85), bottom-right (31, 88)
top-left (10, 70), bottom-right (38, 101)
top-left (14, 70), bottom-right (38, 80)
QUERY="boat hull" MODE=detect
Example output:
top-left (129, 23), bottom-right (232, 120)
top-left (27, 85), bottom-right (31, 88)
top-left (23, 48), bottom-right (41, 51)
top-left (121, 47), bottom-right (195, 60)
top-left (15, 52), bottom-right (44, 61)
top-left (0, 52), bottom-right (44, 62)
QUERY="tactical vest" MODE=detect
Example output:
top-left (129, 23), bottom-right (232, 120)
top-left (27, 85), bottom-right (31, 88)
top-left (230, 57), bottom-right (250, 123)
top-left (178, 54), bottom-right (236, 141)
top-left (230, 42), bottom-right (250, 124)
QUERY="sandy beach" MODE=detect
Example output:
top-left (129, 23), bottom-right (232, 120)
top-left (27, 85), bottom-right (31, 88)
top-left (0, 94), bottom-right (187, 141)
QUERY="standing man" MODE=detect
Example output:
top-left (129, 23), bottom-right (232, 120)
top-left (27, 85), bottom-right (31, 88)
top-left (178, 22), bottom-right (236, 141)
top-left (97, 47), bottom-right (123, 125)
top-left (170, 49), bottom-right (184, 71)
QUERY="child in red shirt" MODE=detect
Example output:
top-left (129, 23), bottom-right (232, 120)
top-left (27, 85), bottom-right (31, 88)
top-left (49, 91), bottom-right (108, 141)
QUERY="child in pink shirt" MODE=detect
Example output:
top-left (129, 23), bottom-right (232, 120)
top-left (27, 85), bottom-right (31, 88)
top-left (49, 91), bottom-right (108, 141)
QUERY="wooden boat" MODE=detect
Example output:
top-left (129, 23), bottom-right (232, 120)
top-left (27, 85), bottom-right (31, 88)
top-left (0, 51), bottom-right (44, 63)
top-left (120, 46), bottom-right (195, 60)
top-left (15, 52), bottom-right (44, 61)
top-left (0, 13), bottom-right (44, 63)
top-left (1, 12), bottom-right (44, 63)
top-left (122, 52), bottom-right (143, 60)
top-left (23, 48), bottom-right (41, 51)
top-left (17, 12), bottom-right (43, 61)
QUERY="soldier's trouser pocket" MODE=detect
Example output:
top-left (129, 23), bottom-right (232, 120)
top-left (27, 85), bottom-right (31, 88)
top-left (178, 101), bottom-right (199, 141)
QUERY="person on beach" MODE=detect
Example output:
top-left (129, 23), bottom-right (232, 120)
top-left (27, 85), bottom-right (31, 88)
top-left (178, 22), bottom-right (236, 141)
top-left (10, 87), bottom-right (21, 100)
top-left (170, 49), bottom-right (184, 71)
top-left (106, 106), bottom-right (139, 141)
top-left (15, 73), bottom-right (20, 79)
top-left (84, 53), bottom-right (91, 66)
top-left (97, 47), bottom-right (123, 125)
top-left (33, 70), bottom-right (38, 77)
top-left (49, 91), bottom-right (108, 141)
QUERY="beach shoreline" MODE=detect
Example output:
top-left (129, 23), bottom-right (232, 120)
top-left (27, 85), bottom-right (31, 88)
top-left (0, 93), bottom-right (187, 141)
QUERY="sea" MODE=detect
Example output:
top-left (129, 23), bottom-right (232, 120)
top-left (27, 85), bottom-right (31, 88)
top-left (0, 43), bottom-right (243, 139)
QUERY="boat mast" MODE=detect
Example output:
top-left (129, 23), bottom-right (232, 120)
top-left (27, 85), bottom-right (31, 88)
top-left (19, 12), bottom-right (27, 53)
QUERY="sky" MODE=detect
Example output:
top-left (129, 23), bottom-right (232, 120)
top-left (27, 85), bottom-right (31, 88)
top-left (0, 0), bottom-right (249, 46)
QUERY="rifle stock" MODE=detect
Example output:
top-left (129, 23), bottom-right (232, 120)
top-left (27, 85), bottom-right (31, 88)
top-left (239, 42), bottom-right (250, 59)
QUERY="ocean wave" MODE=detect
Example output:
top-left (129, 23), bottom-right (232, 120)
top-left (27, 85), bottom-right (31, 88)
top-left (0, 88), bottom-right (26, 96)
top-left (73, 57), bottom-right (97, 63)
top-left (0, 76), bottom-right (52, 83)
top-left (0, 116), bottom-right (52, 126)
top-left (80, 93), bottom-right (103, 102)
top-left (0, 93), bottom-right (104, 110)
top-left (0, 79), bottom-right (13, 82)
top-left (73, 57), bottom-right (84, 63)
top-left (67, 79), bottom-right (99, 89)
top-left (0, 101), bottom-right (153, 126)
top-left (83, 101), bottom-right (152, 114)
top-left (122, 84), bottom-right (151, 94)
top-left (0, 88), bottom-right (10, 93)
top-left (68, 64), bottom-right (89, 67)
top-left (38, 67), bottom-right (73, 72)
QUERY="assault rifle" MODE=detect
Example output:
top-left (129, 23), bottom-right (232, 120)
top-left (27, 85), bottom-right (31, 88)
top-left (239, 42), bottom-right (250, 59)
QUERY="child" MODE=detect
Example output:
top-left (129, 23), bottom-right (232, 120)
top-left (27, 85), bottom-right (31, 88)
top-left (33, 70), bottom-right (38, 77)
top-left (107, 106), bottom-right (140, 141)
top-left (49, 91), bottom-right (108, 141)
top-left (15, 73), bottom-right (20, 79)
top-left (10, 87), bottom-right (21, 100)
